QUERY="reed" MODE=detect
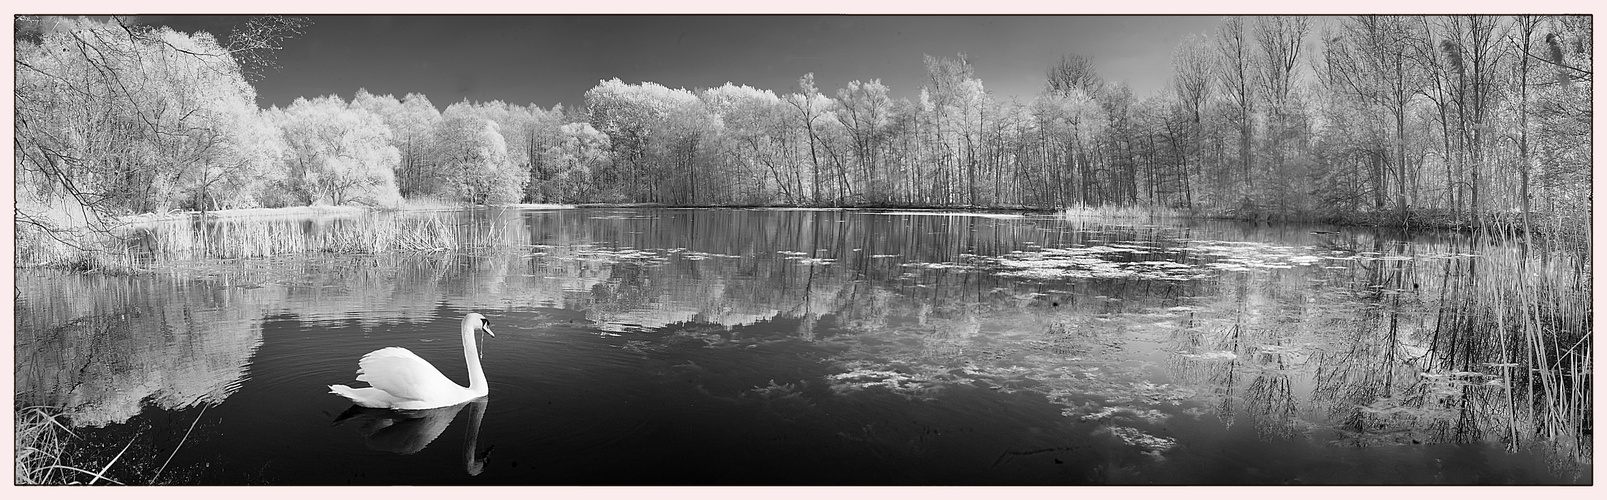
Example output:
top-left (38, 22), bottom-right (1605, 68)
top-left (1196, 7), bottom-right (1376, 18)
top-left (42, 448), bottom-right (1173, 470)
top-left (15, 205), bottom-right (484, 272)
top-left (15, 406), bottom-right (70, 484)
top-left (14, 224), bottom-right (137, 273)
top-left (327, 214), bottom-right (453, 253)
top-left (1058, 204), bottom-right (1183, 220)
top-left (127, 211), bottom-right (463, 262)
top-left (1440, 227), bottom-right (1593, 471)
top-left (389, 195), bottom-right (460, 211)
top-left (13, 406), bottom-right (134, 485)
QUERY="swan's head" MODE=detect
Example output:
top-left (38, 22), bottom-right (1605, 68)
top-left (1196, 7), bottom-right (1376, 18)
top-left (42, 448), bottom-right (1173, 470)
top-left (464, 312), bottom-right (496, 337)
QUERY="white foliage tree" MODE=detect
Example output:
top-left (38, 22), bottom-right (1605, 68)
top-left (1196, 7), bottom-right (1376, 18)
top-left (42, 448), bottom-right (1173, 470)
top-left (273, 95), bottom-right (402, 206)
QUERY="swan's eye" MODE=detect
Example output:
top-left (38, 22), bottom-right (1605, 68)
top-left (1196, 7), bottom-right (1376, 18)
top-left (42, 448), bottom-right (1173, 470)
top-left (483, 319), bottom-right (492, 328)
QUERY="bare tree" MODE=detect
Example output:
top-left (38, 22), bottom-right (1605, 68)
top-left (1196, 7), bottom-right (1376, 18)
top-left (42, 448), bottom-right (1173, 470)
top-left (1214, 16), bottom-right (1256, 195)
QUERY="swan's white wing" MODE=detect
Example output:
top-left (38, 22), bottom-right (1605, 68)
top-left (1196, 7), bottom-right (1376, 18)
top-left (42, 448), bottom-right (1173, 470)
top-left (354, 347), bottom-right (463, 403)
top-left (330, 385), bottom-right (409, 408)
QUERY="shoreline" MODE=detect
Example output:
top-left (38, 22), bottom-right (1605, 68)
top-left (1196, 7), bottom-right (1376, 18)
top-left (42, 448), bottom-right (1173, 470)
top-left (569, 202), bottom-right (1572, 237)
top-left (92, 202), bottom-right (1577, 238)
top-left (112, 202), bottom-right (1576, 237)
top-left (22, 203), bottom-right (1573, 273)
top-left (115, 203), bottom-right (582, 226)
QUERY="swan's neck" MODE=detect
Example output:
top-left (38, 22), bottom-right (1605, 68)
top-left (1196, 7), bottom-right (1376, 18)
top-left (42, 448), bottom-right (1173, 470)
top-left (462, 320), bottom-right (488, 395)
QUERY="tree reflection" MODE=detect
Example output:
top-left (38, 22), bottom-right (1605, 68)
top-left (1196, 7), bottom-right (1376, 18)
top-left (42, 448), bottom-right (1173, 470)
top-left (16, 208), bottom-right (1589, 476)
top-left (14, 270), bottom-right (275, 426)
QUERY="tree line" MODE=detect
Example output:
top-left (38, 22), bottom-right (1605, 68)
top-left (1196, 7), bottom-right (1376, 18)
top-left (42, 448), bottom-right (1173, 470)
top-left (14, 15), bottom-right (1592, 238)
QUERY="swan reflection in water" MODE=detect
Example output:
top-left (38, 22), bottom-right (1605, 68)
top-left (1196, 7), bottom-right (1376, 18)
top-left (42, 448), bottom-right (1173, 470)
top-left (332, 397), bottom-right (492, 475)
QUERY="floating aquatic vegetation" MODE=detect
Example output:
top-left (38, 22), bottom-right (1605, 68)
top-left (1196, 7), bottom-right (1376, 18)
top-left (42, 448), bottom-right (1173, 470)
top-left (976, 246), bottom-right (1210, 282)
top-left (1419, 370), bottom-right (1510, 394)
top-left (827, 368), bottom-right (919, 393)
top-left (820, 358), bottom-right (998, 400)
top-left (680, 250), bottom-right (743, 261)
top-left (1123, 382), bottom-right (1197, 407)
top-left (1099, 425), bottom-right (1177, 454)
top-left (1078, 406), bottom-right (1172, 424)
top-left (553, 245), bottom-right (673, 266)
top-left (1185, 240), bottom-right (1339, 272)
top-left (749, 379), bottom-right (804, 400)
top-left (900, 261), bottom-right (973, 270)
top-left (1109, 242), bottom-right (1163, 251)
top-left (1414, 252), bottom-right (1481, 259)
top-left (596, 321), bottom-right (654, 335)
top-left (1204, 262), bottom-right (1253, 272)
top-left (1180, 350), bottom-right (1238, 360)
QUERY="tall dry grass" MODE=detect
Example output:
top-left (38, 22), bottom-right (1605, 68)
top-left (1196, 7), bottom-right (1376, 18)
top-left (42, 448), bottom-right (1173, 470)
top-left (1422, 225), bottom-right (1593, 474)
top-left (388, 195), bottom-right (460, 211)
top-left (14, 224), bottom-right (136, 272)
top-left (15, 210), bottom-right (472, 271)
top-left (1058, 204), bottom-right (1183, 220)
top-left (14, 406), bottom-right (131, 485)
top-left (15, 406), bottom-right (69, 484)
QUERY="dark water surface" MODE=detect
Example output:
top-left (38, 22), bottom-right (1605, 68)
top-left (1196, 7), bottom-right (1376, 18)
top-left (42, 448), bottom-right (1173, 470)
top-left (13, 208), bottom-right (1589, 485)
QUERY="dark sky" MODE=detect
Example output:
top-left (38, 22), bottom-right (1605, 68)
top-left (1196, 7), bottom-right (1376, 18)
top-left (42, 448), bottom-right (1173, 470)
top-left (138, 15), bottom-right (1226, 111)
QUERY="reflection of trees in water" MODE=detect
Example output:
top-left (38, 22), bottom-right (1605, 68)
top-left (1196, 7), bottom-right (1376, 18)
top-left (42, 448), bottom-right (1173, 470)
top-left (482, 211), bottom-right (1588, 465)
top-left (1310, 238), bottom-right (1456, 448)
top-left (1162, 229), bottom-right (1589, 471)
top-left (1245, 370), bottom-right (1301, 440)
top-left (23, 209), bottom-right (1585, 470)
top-left (15, 271), bottom-right (279, 426)
top-left (14, 210), bottom-right (521, 429)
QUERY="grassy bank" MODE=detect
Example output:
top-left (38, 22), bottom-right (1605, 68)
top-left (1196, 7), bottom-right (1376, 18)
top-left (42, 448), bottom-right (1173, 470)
top-left (15, 405), bottom-right (213, 485)
top-left (571, 201), bottom-right (1580, 240)
top-left (15, 407), bottom-right (70, 484)
top-left (573, 201), bottom-right (1061, 213)
top-left (1188, 204), bottom-right (1588, 240)
top-left (14, 205), bottom-right (477, 272)
top-left (14, 406), bottom-right (131, 485)
top-left (119, 205), bottom-right (368, 227)
top-left (1059, 204), bottom-right (1184, 220)
top-left (15, 201), bottom-right (1586, 273)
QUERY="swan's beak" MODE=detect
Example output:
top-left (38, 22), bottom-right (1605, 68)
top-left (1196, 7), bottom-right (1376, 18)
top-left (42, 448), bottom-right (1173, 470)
top-left (482, 325), bottom-right (496, 338)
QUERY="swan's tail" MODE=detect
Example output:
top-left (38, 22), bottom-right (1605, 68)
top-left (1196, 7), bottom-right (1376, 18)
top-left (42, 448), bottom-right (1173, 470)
top-left (329, 384), bottom-right (399, 408)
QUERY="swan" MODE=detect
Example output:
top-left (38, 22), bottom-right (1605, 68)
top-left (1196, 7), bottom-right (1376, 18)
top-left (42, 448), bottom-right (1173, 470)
top-left (329, 313), bottom-right (496, 410)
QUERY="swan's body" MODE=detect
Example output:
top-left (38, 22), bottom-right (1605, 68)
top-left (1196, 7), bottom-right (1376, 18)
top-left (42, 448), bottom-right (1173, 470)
top-left (330, 313), bottom-right (495, 410)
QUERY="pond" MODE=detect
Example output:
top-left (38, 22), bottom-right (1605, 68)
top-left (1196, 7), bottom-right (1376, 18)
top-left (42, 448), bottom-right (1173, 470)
top-left (13, 207), bottom-right (1592, 485)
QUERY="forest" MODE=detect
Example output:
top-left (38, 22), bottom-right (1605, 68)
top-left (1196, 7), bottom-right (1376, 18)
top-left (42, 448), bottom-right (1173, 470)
top-left (12, 15), bottom-right (1594, 243)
